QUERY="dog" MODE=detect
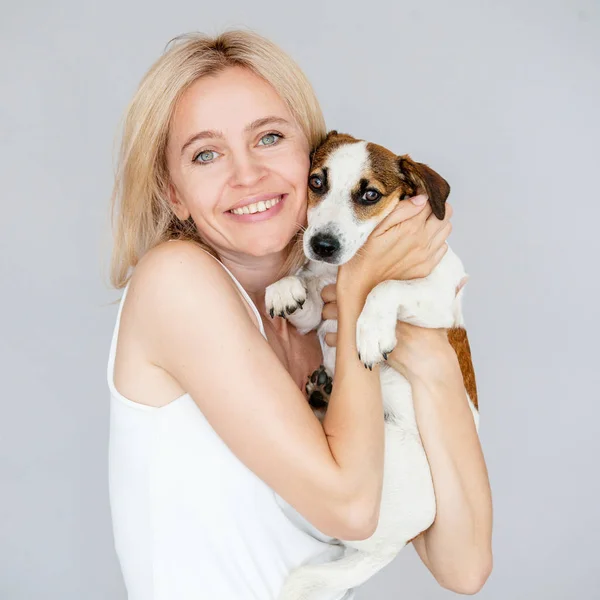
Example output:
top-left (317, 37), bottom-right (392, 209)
top-left (265, 131), bottom-right (480, 600)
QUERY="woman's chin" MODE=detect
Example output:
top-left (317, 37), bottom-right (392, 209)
top-left (247, 236), bottom-right (295, 257)
top-left (236, 222), bottom-right (301, 257)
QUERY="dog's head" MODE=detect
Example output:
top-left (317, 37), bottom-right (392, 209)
top-left (303, 131), bottom-right (450, 264)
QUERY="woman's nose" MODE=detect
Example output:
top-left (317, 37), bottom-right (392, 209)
top-left (229, 151), bottom-right (268, 188)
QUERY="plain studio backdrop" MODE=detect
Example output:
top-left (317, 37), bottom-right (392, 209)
top-left (1, 1), bottom-right (598, 598)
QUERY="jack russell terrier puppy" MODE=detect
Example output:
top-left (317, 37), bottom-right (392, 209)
top-left (265, 131), bottom-right (480, 600)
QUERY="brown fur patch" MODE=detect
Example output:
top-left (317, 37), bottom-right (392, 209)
top-left (367, 142), bottom-right (411, 193)
top-left (447, 326), bottom-right (478, 410)
top-left (352, 142), bottom-right (417, 221)
top-left (352, 173), bottom-right (397, 220)
top-left (310, 130), bottom-right (358, 168)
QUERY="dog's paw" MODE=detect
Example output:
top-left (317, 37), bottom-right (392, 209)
top-left (305, 365), bottom-right (333, 420)
top-left (356, 305), bottom-right (398, 370)
top-left (265, 276), bottom-right (307, 319)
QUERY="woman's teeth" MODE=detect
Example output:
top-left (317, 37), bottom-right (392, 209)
top-left (230, 195), bottom-right (282, 215)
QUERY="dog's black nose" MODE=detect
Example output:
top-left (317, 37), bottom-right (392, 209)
top-left (310, 234), bottom-right (340, 259)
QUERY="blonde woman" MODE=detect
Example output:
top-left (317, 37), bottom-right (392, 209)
top-left (107, 30), bottom-right (492, 599)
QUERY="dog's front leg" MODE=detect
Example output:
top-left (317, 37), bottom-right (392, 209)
top-left (265, 272), bottom-right (325, 335)
top-left (356, 278), bottom-right (457, 369)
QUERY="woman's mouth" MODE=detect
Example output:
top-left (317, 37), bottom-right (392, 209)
top-left (227, 194), bottom-right (287, 221)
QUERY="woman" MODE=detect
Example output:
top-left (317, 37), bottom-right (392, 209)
top-left (107, 30), bottom-right (492, 599)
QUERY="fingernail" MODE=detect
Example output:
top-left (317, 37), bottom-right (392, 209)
top-left (411, 195), bottom-right (427, 205)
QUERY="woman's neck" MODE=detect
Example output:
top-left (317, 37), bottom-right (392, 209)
top-left (217, 250), bottom-right (287, 318)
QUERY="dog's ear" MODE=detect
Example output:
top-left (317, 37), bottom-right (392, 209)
top-left (398, 155), bottom-right (450, 219)
top-left (310, 130), bottom-right (340, 165)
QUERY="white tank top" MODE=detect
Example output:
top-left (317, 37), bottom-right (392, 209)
top-left (107, 249), bottom-right (355, 599)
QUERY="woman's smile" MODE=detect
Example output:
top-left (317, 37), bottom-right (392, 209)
top-left (226, 193), bottom-right (287, 222)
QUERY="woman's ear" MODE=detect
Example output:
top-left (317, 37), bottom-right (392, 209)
top-left (167, 182), bottom-right (191, 221)
top-left (397, 155), bottom-right (450, 219)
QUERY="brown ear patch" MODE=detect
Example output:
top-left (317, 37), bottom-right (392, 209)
top-left (447, 326), bottom-right (478, 410)
top-left (398, 155), bottom-right (450, 220)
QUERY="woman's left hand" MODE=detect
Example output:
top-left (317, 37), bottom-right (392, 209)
top-left (383, 323), bottom-right (451, 382)
top-left (320, 284), bottom-right (451, 381)
top-left (321, 284), bottom-right (339, 347)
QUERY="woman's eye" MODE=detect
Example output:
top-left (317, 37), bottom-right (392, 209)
top-left (309, 175), bottom-right (323, 189)
top-left (258, 133), bottom-right (282, 146)
top-left (194, 150), bottom-right (220, 164)
top-left (362, 190), bottom-right (381, 202)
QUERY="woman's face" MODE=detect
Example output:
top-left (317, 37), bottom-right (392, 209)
top-left (166, 66), bottom-right (311, 258)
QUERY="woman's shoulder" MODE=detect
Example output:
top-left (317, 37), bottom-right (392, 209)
top-left (137, 238), bottom-right (219, 273)
top-left (126, 239), bottom-right (259, 341)
top-left (132, 240), bottom-right (232, 297)
top-left (113, 240), bottom-right (254, 408)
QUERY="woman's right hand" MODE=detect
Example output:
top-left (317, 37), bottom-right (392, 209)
top-left (338, 194), bottom-right (453, 298)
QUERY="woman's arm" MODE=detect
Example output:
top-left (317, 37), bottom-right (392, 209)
top-left (386, 324), bottom-right (493, 595)
top-left (321, 295), bottom-right (492, 593)
top-left (322, 275), bottom-right (386, 534)
top-left (131, 241), bottom-right (385, 541)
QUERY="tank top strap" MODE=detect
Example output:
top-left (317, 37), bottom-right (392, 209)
top-left (107, 281), bottom-right (133, 403)
top-left (165, 239), bottom-right (266, 339)
top-left (196, 248), bottom-right (267, 340)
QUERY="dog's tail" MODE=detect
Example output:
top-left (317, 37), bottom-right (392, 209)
top-left (277, 546), bottom-right (398, 600)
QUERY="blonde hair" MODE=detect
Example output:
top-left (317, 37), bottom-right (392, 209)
top-left (109, 29), bottom-right (327, 289)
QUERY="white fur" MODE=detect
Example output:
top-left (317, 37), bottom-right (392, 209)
top-left (265, 145), bottom-right (479, 600)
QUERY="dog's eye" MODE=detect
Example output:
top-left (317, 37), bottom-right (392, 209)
top-left (309, 175), bottom-right (323, 190)
top-left (361, 190), bottom-right (381, 203)
top-left (308, 175), bottom-right (325, 194)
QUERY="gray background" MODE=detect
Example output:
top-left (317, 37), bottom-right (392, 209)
top-left (1, 0), bottom-right (598, 598)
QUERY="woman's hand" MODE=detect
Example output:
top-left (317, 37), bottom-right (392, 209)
top-left (337, 195), bottom-right (453, 299)
top-left (321, 283), bottom-right (339, 348)
top-left (384, 322), bottom-right (453, 382)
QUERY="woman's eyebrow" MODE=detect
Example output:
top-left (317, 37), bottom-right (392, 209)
top-left (180, 116), bottom-right (291, 156)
